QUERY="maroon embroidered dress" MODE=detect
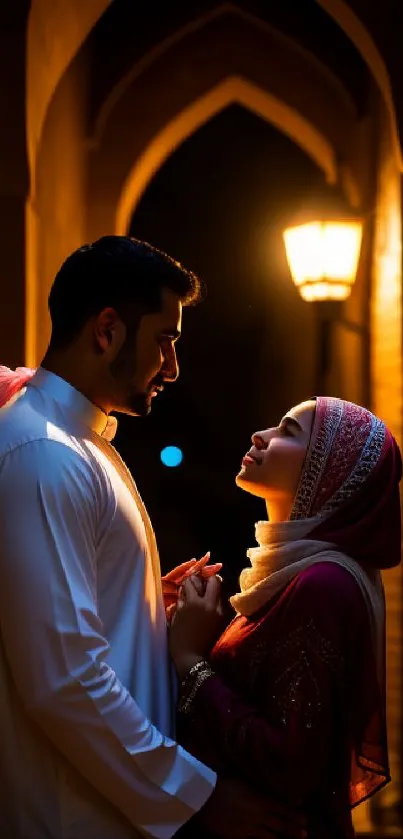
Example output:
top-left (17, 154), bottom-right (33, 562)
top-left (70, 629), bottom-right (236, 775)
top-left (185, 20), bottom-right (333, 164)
top-left (179, 562), bottom-right (384, 838)
top-left (177, 398), bottom-right (401, 839)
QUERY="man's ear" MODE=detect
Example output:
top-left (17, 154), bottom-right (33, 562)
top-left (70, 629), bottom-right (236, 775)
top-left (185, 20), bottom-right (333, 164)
top-left (93, 307), bottom-right (126, 354)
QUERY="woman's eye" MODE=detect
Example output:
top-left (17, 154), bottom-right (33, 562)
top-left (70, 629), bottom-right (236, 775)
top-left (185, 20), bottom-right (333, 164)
top-left (279, 424), bottom-right (292, 436)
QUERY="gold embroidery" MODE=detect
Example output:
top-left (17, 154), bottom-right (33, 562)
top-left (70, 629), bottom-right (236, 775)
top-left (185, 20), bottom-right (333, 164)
top-left (249, 619), bottom-right (344, 729)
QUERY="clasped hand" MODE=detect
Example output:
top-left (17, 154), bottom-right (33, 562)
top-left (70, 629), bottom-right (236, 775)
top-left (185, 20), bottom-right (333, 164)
top-left (169, 573), bottom-right (225, 680)
top-left (161, 552), bottom-right (222, 620)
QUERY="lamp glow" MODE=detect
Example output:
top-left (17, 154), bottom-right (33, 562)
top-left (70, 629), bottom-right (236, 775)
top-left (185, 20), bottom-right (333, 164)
top-left (283, 220), bottom-right (363, 302)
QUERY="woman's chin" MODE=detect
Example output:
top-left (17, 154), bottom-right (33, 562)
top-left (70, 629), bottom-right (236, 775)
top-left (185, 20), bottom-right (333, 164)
top-left (235, 469), bottom-right (251, 490)
top-left (236, 471), bottom-right (268, 501)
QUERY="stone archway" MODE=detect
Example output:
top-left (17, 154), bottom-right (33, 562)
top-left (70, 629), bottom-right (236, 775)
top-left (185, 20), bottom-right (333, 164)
top-left (317, 0), bottom-right (401, 168)
top-left (25, 0), bottom-right (110, 365)
top-left (115, 75), bottom-right (339, 235)
top-left (26, 0), bottom-right (109, 190)
top-left (86, 6), bottom-right (362, 240)
top-left (26, 2), bottom-right (402, 367)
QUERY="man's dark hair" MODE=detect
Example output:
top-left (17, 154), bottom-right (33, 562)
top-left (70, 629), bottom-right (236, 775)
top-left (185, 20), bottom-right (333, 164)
top-left (48, 236), bottom-right (203, 350)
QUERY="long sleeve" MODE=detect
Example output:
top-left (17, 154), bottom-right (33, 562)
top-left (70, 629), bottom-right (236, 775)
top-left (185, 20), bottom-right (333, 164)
top-left (184, 563), bottom-right (370, 803)
top-left (0, 439), bottom-right (216, 839)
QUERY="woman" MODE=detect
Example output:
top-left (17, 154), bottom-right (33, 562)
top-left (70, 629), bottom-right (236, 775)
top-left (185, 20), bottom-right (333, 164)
top-left (169, 397), bottom-right (402, 839)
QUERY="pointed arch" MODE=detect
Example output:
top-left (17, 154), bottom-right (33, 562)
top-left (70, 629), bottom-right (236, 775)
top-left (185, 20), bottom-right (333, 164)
top-left (116, 75), bottom-right (338, 233)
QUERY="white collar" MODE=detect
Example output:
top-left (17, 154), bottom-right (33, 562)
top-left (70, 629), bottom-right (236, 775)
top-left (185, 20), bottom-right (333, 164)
top-left (27, 368), bottom-right (118, 442)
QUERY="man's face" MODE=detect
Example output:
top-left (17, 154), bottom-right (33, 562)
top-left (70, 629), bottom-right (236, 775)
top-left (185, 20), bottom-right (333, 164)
top-left (108, 288), bottom-right (182, 416)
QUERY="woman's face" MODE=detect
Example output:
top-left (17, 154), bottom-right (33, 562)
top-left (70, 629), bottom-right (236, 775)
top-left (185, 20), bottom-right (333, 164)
top-left (236, 400), bottom-right (316, 504)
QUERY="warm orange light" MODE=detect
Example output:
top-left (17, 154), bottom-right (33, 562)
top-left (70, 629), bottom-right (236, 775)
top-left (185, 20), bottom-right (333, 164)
top-left (283, 220), bottom-right (363, 302)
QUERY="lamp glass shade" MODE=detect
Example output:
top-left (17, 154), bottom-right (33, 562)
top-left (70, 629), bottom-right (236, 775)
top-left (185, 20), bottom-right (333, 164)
top-left (283, 220), bottom-right (363, 302)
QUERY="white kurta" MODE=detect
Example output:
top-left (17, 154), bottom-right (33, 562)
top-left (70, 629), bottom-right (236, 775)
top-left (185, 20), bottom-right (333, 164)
top-left (0, 369), bottom-right (216, 839)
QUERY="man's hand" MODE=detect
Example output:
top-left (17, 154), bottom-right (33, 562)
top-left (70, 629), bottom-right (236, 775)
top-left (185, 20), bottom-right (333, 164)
top-left (169, 576), bottom-right (225, 678)
top-left (194, 776), bottom-right (307, 839)
top-left (162, 553), bottom-right (222, 618)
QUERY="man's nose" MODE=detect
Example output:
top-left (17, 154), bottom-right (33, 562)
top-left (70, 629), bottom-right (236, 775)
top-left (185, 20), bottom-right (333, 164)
top-left (162, 349), bottom-right (179, 382)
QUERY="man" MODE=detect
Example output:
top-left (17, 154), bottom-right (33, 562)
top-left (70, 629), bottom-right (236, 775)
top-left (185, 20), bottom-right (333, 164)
top-left (0, 237), bottom-right (303, 839)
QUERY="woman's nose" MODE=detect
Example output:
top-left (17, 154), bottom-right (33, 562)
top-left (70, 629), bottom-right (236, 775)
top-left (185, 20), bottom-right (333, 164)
top-left (251, 432), bottom-right (269, 450)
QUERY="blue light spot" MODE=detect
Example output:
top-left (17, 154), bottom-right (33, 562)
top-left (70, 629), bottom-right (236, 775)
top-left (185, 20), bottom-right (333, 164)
top-left (160, 446), bottom-right (183, 468)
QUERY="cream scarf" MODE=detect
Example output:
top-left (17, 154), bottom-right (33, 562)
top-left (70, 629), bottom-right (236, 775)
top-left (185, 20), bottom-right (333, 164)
top-left (230, 517), bottom-right (385, 683)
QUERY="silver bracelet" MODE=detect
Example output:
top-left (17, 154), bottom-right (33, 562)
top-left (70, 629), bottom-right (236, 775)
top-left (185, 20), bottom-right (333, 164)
top-left (178, 660), bottom-right (214, 715)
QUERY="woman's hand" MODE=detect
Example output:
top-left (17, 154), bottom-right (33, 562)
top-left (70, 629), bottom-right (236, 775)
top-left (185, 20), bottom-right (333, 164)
top-left (169, 575), bottom-right (225, 679)
top-left (162, 552), bottom-right (222, 618)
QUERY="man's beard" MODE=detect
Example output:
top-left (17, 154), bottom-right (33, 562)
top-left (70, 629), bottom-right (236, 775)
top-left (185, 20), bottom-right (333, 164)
top-left (125, 389), bottom-right (152, 417)
top-left (110, 357), bottom-right (163, 417)
top-left (110, 374), bottom-right (157, 418)
top-left (109, 330), bottom-right (154, 416)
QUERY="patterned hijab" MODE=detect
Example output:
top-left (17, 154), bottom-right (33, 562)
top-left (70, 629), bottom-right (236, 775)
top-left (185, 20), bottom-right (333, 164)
top-left (231, 397), bottom-right (402, 620)
top-left (291, 396), bottom-right (402, 569)
top-left (231, 397), bottom-right (402, 807)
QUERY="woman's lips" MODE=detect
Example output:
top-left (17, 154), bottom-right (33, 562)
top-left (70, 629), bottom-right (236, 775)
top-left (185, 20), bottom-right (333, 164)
top-left (242, 454), bottom-right (262, 466)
